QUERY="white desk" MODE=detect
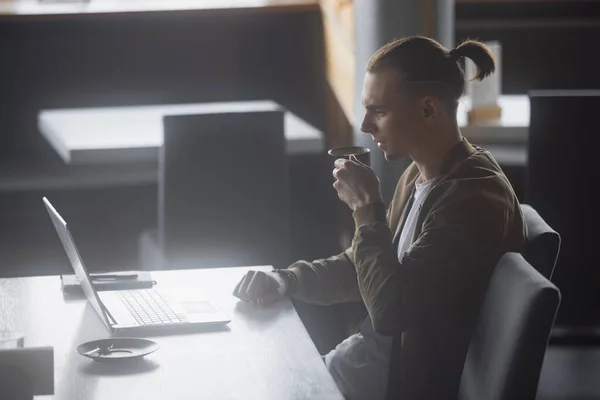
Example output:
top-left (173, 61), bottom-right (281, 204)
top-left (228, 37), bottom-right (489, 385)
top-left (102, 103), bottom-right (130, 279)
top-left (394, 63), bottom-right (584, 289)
top-left (38, 101), bottom-right (325, 165)
top-left (0, 266), bottom-right (344, 400)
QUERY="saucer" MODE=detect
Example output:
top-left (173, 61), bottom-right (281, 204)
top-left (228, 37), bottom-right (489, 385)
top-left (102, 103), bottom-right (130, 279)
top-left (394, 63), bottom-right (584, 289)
top-left (76, 337), bottom-right (159, 362)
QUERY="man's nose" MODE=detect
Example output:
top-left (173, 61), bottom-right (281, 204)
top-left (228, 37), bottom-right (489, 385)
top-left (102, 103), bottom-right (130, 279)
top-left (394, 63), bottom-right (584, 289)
top-left (360, 116), bottom-right (373, 134)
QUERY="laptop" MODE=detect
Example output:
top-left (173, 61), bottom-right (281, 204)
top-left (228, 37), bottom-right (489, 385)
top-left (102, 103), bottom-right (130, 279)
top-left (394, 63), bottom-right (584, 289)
top-left (43, 197), bottom-right (230, 335)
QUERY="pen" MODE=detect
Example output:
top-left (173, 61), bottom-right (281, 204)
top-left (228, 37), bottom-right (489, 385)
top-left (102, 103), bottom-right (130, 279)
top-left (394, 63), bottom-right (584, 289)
top-left (92, 274), bottom-right (138, 281)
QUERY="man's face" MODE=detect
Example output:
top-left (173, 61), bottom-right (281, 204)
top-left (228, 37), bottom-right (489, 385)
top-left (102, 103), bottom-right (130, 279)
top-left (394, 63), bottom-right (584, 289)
top-left (360, 68), bottom-right (426, 161)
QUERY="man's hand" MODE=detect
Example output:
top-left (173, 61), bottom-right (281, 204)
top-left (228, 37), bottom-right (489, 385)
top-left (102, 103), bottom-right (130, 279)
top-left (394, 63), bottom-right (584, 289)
top-left (232, 270), bottom-right (288, 306)
top-left (333, 155), bottom-right (383, 211)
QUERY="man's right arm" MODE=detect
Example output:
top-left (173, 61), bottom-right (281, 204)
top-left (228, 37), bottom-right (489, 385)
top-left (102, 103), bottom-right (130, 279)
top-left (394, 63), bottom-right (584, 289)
top-left (284, 247), bottom-right (362, 305)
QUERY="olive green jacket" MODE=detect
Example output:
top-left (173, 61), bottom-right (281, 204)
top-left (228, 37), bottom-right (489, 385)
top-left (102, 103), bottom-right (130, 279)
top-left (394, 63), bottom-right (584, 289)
top-left (288, 138), bottom-right (526, 399)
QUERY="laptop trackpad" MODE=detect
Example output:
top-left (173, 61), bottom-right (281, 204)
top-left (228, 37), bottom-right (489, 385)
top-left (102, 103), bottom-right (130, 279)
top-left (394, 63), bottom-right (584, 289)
top-left (180, 301), bottom-right (218, 314)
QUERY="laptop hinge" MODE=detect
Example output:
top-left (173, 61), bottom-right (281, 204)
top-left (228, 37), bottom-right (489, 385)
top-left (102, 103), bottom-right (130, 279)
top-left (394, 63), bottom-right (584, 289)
top-left (101, 301), bottom-right (117, 326)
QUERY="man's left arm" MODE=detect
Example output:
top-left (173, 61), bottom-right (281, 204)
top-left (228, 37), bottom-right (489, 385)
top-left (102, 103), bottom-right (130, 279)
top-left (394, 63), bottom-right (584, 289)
top-left (351, 193), bottom-right (504, 336)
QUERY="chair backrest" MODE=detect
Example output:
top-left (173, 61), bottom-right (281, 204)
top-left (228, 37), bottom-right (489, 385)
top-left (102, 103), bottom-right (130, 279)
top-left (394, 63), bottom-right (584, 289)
top-left (159, 109), bottom-right (291, 269)
top-left (0, 363), bottom-right (33, 400)
top-left (520, 203), bottom-right (561, 280)
top-left (459, 252), bottom-right (561, 400)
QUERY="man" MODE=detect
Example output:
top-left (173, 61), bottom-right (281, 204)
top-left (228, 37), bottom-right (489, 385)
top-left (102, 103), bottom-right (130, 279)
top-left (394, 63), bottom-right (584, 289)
top-left (233, 36), bottom-right (526, 400)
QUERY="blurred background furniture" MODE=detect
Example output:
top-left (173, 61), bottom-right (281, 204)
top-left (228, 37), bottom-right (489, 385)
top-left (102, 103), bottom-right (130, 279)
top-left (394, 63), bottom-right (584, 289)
top-left (146, 109), bottom-right (291, 270)
top-left (0, 2), bottom-right (328, 279)
top-left (37, 102), bottom-right (325, 165)
top-left (0, 363), bottom-right (33, 400)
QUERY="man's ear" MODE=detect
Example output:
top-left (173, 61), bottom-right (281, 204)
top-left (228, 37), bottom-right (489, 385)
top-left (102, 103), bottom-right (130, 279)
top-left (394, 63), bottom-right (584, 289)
top-left (421, 96), bottom-right (438, 121)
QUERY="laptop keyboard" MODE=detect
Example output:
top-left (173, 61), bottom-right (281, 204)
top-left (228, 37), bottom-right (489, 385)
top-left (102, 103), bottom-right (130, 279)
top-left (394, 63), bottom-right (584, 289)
top-left (117, 289), bottom-right (189, 326)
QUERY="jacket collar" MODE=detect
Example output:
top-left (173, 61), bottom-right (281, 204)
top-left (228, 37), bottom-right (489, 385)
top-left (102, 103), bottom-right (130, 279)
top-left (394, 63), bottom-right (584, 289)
top-left (389, 137), bottom-right (477, 244)
top-left (437, 137), bottom-right (477, 178)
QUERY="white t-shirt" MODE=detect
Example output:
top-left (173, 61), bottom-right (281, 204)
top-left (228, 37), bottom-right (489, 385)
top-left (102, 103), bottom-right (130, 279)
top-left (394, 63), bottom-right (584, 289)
top-left (325, 178), bottom-right (433, 400)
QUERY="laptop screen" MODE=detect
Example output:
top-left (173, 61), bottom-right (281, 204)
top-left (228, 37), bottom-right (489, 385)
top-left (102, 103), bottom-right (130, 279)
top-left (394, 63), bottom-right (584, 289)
top-left (42, 197), bottom-right (112, 329)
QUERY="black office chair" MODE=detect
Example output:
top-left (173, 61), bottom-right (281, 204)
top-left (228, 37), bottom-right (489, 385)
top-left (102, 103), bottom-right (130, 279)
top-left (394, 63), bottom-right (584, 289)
top-left (520, 203), bottom-right (561, 281)
top-left (147, 108), bottom-right (291, 270)
top-left (459, 252), bottom-right (561, 400)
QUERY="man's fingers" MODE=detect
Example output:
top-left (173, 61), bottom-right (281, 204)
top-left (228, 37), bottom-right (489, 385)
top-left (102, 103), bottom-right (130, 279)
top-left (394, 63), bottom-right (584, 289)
top-left (334, 158), bottom-right (347, 168)
top-left (232, 274), bottom-right (246, 297)
top-left (333, 158), bottom-right (347, 180)
top-left (246, 271), bottom-right (270, 300)
top-left (333, 181), bottom-right (346, 203)
top-left (349, 154), bottom-right (365, 166)
top-left (333, 164), bottom-right (351, 180)
top-left (233, 273), bottom-right (249, 299)
top-left (257, 288), bottom-right (282, 306)
top-left (349, 154), bottom-right (373, 172)
top-left (256, 273), bottom-right (285, 306)
top-left (236, 271), bottom-right (255, 301)
top-left (333, 180), bottom-right (341, 192)
top-left (333, 156), bottom-right (365, 181)
top-left (333, 167), bottom-right (346, 180)
top-left (234, 270), bottom-right (287, 307)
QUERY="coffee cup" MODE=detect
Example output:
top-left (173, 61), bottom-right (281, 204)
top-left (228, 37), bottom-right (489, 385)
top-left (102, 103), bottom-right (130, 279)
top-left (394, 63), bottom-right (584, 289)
top-left (328, 146), bottom-right (370, 166)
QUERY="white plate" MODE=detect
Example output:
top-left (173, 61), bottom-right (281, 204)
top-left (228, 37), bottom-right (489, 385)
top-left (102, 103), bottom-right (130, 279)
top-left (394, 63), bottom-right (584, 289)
top-left (76, 337), bottom-right (159, 362)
